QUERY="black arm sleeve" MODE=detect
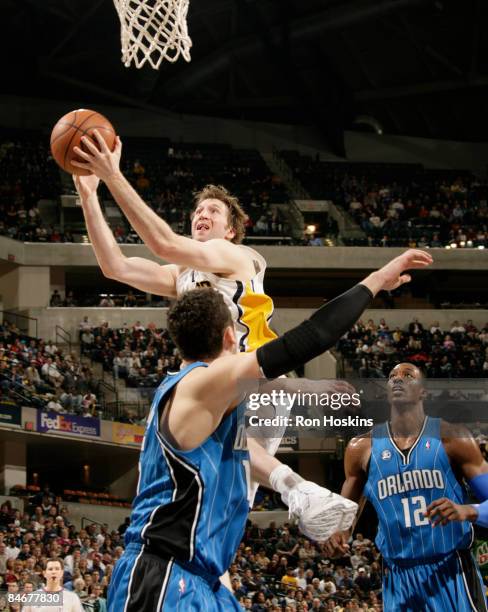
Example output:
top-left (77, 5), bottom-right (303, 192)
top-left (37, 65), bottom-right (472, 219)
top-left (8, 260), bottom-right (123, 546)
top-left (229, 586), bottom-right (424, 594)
top-left (256, 283), bottom-right (373, 378)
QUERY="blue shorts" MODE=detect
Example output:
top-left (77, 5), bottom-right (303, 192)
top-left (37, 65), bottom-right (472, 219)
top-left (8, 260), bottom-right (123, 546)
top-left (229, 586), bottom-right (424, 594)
top-left (383, 550), bottom-right (487, 612)
top-left (108, 543), bottom-right (241, 612)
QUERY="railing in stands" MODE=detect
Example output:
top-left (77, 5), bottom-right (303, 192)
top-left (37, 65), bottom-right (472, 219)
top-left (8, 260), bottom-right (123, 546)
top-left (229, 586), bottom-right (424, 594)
top-left (81, 517), bottom-right (108, 530)
top-left (0, 371), bottom-right (44, 409)
top-left (0, 310), bottom-right (38, 338)
top-left (55, 324), bottom-right (72, 352)
top-left (105, 400), bottom-right (149, 422)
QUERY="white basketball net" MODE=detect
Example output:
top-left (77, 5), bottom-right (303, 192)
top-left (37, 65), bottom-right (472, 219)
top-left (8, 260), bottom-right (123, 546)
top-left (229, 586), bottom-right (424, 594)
top-left (113, 0), bottom-right (192, 69)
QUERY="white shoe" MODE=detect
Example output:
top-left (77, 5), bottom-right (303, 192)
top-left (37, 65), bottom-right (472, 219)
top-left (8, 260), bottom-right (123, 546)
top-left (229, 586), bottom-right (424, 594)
top-left (285, 482), bottom-right (358, 541)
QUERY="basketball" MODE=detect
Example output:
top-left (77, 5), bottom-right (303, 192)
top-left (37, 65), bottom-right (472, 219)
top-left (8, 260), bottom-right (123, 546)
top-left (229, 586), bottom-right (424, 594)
top-left (50, 109), bottom-right (117, 175)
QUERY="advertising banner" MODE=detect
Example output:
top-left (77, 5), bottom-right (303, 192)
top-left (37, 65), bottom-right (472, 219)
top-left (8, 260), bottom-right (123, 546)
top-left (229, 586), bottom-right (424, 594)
top-left (0, 404), bottom-right (21, 427)
top-left (112, 422), bottom-right (145, 446)
top-left (37, 412), bottom-right (100, 438)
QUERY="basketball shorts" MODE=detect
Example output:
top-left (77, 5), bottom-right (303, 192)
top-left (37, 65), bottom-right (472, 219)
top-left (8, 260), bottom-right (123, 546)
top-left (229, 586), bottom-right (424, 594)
top-left (383, 549), bottom-right (487, 612)
top-left (108, 543), bottom-right (242, 612)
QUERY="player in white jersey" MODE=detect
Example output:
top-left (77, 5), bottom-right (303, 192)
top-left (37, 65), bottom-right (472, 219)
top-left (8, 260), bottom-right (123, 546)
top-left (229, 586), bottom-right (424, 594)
top-left (72, 136), bottom-right (277, 350)
top-left (22, 557), bottom-right (83, 612)
top-left (71, 138), bottom-right (359, 545)
top-left (176, 244), bottom-right (276, 352)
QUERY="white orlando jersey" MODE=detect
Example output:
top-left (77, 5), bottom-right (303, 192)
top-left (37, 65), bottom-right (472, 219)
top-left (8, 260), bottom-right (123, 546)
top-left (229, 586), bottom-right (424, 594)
top-left (176, 245), bottom-right (277, 352)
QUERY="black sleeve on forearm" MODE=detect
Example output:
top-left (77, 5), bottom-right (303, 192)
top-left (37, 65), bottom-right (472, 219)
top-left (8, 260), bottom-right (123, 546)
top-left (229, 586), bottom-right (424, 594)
top-left (256, 283), bottom-right (373, 378)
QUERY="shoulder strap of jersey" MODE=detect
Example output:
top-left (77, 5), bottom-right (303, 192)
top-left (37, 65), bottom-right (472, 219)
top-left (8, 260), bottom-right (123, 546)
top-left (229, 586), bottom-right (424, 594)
top-left (424, 415), bottom-right (440, 438)
top-left (371, 421), bottom-right (389, 447)
top-left (151, 362), bottom-right (208, 417)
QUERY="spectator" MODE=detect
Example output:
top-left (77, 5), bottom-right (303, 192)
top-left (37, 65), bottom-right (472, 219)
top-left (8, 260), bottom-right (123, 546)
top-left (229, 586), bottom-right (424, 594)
top-left (64, 291), bottom-right (77, 307)
top-left (85, 583), bottom-right (107, 611)
top-left (99, 296), bottom-right (115, 308)
top-left (123, 291), bottom-right (137, 307)
top-left (50, 290), bottom-right (62, 307)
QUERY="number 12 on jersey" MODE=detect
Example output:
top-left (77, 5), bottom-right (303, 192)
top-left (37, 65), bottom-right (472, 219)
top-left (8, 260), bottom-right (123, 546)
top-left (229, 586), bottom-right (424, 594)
top-left (401, 495), bottom-right (430, 528)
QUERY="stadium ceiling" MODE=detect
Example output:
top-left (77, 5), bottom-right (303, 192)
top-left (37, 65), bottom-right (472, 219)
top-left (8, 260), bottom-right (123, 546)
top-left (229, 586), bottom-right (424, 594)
top-left (2, 0), bottom-right (487, 154)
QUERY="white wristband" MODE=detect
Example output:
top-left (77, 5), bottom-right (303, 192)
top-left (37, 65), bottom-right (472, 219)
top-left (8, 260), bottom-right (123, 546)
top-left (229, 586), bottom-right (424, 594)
top-left (269, 464), bottom-right (304, 496)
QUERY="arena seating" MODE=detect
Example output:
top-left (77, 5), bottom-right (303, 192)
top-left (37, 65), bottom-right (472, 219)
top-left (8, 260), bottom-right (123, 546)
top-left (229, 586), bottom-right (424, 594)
top-left (82, 321), bottom-right (181, 389)
top-left (0, 131), bottom-right (292, 244)
top-left (336, 317), bottom-right (488, 378)
top-left (0, 487), bottom-right (387, 610)
top-left (280, 150), bottom-right (488, 248)
top-left (0, 320), bottom-right (100, 416)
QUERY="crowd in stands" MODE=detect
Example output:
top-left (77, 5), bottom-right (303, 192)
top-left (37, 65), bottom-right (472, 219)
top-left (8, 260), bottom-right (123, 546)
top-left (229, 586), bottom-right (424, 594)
top-left (0, 321), bottom-right (100, 416)
top-left (337, 317), bottom-right (488, 378)
top-left (80, 318), bottom-right (180, 389)
top-left (109, 144), bottom-right (291, 243)
top-left (0, 133), bottom-right (69, 243)
top-left (0, 132), bottom-right (293, 245)
top-left (0, 480), bottom-right (388, 611)
top-left (0, 487), bottom-right (115, 611)
top-left (280, 151), bottom-right (488, 248)
top-left (50, 290), bottom-right (170, 309)
top-left (5, 130), bottom-right (488, 251)
top-left (231, 524), bottom-right (384, 611)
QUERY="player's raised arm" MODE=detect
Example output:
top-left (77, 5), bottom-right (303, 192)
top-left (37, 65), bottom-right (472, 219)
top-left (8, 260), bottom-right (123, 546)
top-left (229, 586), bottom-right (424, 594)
top-left (169, 248), bottom-right (433, 448)
top-left (74, 175), bottom-right (178, 297)
top-left (71, 134), bottom-right (250, 274)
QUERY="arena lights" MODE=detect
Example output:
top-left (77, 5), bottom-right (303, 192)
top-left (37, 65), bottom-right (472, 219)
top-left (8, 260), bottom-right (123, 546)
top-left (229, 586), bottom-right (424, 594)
top-left (306, 224), bottom-right (316, 234)
top-left (467, 240), bottom-right (473, 247)
top-left (459, 241), bottom-right (466, 247)
top-left (478, 245), bottom-right (485, 249)
top-left (450, 243), bottom-right (458, 248)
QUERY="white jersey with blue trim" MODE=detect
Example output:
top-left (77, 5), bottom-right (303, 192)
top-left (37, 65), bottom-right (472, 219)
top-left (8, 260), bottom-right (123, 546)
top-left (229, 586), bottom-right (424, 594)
top-left (176, 245), bottom-right (276, 352)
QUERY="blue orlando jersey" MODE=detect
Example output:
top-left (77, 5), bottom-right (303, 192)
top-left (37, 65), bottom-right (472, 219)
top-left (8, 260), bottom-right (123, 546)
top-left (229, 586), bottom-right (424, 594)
top-left (364, 417), bottom-right (473, 563)
top-left (124, 362), bottom-right (250, 578)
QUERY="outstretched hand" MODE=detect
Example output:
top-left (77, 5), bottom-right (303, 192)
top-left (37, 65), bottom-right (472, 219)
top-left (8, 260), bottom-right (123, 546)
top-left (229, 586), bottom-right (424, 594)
top-left (72, 131), bottom-right (122, 183)
top-left (376, 249), bottom-right (433, 292)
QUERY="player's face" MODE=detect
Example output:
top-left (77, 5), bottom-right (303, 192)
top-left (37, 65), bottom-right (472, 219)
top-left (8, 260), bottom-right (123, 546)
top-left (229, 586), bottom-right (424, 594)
top-left (191, 199), bottom-right (235, 242)
top-left (387, 363), bottom-right (424, 405)
top-left (44, 561), bottom-right (63, 584)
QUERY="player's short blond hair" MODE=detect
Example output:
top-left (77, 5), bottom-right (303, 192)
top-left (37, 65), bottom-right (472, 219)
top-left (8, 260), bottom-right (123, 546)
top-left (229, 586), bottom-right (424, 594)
top-left (193, 184), bottom-right (247, 244)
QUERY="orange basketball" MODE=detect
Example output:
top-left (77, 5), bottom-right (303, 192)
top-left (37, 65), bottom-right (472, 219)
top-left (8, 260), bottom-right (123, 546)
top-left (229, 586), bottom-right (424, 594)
top-left (50, 109), bottom-right (117, 175)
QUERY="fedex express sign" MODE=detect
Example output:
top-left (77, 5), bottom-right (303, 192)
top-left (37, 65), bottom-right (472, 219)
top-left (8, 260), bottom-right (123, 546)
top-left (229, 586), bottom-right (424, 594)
top-left (37, 411), bottom-right (100, 438)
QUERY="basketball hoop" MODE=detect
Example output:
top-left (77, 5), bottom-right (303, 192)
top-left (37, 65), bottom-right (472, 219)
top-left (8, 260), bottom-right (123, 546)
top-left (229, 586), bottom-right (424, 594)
top-left (113, 0), bottom-right (192, 69)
